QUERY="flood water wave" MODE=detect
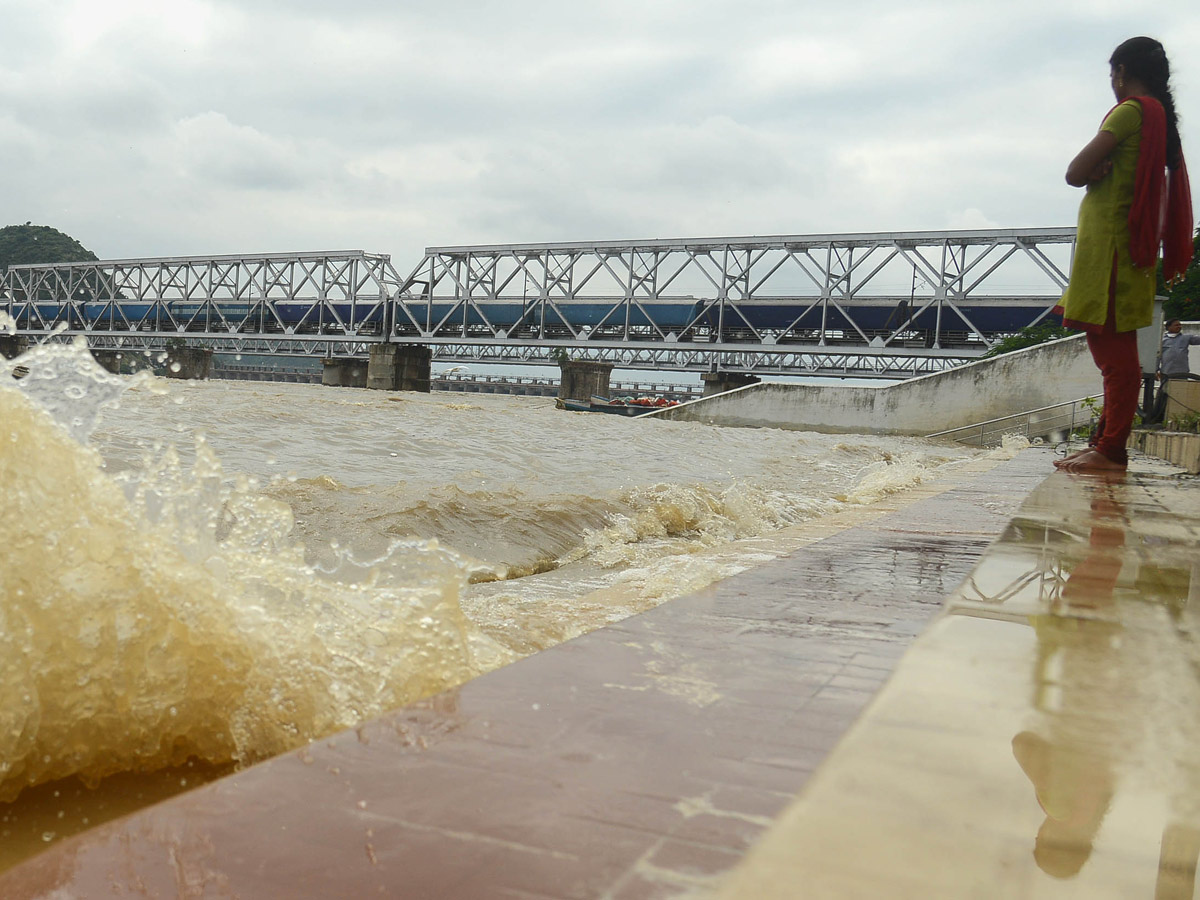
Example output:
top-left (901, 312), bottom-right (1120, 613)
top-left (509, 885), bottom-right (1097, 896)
top-left (1, 343), bottom-right (504, 803)
top-left (2, 340), bottom-right (985, 805)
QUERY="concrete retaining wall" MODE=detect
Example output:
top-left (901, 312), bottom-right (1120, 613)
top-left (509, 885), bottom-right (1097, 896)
top-left (652, 335), bottom-right (1104, 435)
top-left (1131, 430), bottom-right (1200, 474)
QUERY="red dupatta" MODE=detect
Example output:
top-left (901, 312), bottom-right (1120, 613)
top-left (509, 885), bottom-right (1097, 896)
top-left (1125, 95), bottom-right (1193, 282)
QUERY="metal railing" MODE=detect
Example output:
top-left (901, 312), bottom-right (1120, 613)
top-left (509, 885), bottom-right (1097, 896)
top-left (927, 397), bottom-right (1099, 447)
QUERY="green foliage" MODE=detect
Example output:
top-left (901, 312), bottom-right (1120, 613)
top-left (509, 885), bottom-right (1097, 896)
top-left (1161, 226), bottom-right (1200, 321)
top-left (1071, 394), bottom-right (1146, 439)
top-left (1071, 395), bottom-right (1102, 439)
top-left (0, 224), bottom-right (98, 274)
top-left (984, 322), bottom-right (1078, 358)
top-left (1165, 410), bottom-right (1200, 433)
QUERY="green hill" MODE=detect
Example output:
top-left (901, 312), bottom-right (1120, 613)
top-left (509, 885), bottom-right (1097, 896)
top-left (0, 224), bottom-right (99, 274)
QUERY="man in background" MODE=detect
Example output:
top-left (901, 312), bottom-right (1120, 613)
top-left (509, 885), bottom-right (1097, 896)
top-left (1147, 319), bottom-right (1200, 424)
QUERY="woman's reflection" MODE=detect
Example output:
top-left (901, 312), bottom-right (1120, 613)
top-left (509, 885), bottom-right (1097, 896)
top-left (1012, 730), bottom-right (1115, 878)
top-left (1011, 480), bottom-right (1200, 894)
top-left (1013, 484), bottom-right (1125, 879)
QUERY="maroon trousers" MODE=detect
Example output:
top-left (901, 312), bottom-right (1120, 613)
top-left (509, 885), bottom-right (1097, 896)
top-left (1085, 329), bottom-right (1140, 465)
top-left (1064, 254), bottom-right (1142, 465)
top-left (1080, 254), bottom-right (1141, 465)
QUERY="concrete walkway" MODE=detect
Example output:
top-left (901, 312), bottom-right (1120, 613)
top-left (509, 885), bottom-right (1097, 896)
top-left (717, 459), bottom-right (1200, 898)
top-left (4, 449), bottom-right (1196, 897)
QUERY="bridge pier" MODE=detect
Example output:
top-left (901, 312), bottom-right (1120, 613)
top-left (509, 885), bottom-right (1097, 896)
top-left (166, 347), bottom-right (213, 380)
top-left (558, 360), bottom-right (613, 402)
top-left (90, 349), bottom-right (124, 374)
top-left (368, 344), bottom-right (431, 392)
top-left (0, 335), bottom-right (29, 360)
top-left (322, 358), bottom-right (368, 388)
top-left (702, 372), bottom-right (761, 397)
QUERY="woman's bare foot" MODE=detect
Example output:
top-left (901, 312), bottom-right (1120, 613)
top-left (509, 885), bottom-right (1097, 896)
top-left (1057, 449), bottom-right (1127, 474)
top-left (1054, 448), bottom-right (1091, 469)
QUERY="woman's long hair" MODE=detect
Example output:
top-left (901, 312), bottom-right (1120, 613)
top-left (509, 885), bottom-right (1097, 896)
top-left (1111, 37), bottom-right (1182, 169)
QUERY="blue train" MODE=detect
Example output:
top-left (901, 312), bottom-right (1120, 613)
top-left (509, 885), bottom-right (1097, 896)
top-left (7, 295), bottom-right (1055, 346)
top-left (392, 296), bottom-right (1055, 345)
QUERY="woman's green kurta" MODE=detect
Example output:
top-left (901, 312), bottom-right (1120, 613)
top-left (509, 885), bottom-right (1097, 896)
top-left (1059, 100), bottom-right (1157, 332)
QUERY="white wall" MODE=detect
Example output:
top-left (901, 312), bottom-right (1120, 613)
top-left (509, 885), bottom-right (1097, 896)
top-left (651, 334), bottom-right (1106, 435)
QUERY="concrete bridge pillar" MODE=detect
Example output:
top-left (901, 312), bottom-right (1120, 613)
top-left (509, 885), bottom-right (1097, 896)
top-left (368, 344), bottom-right (431, 392)
top-left (322, 358), bottom-right (368, 387)
top-left (558, 360), bottom-right (613, 402)
top-left (91, 349), bottom-right (123, 374)
top-left (0, 334), bottom-right (29, 360)
top-left (166, 347), bottom-right (213, 380)
top-left (702, 372), bottom-right (761, 397)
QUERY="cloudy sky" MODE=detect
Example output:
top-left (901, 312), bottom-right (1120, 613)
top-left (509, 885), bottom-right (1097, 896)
top-left (3, 0), bottom-right (1198, 275)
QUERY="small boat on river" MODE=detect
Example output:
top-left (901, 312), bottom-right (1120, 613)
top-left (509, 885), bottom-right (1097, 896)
top-left (556, 395), bottom-right (680, 416)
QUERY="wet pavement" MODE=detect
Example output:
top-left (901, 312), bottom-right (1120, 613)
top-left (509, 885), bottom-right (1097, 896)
top-left (4, 448), bottom-right (1196, 898)
top-left (717, 456), bottom-right (1200, 898)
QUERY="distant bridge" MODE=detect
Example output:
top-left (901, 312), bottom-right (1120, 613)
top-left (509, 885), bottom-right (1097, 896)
top-left (0, 228), bottom-right (1075, 379)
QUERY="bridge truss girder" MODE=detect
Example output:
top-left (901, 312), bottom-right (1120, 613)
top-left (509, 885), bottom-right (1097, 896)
top-left (419, 339), bottom-right (974, 379)
top-left (2, 250), bottom-right (399, 340)
top-left (398, 228), bottom-right (1076, 355)
top-left (0, 229), bottom-right (1076, 377)
top-left (80, 332), bottom-right (381, 358)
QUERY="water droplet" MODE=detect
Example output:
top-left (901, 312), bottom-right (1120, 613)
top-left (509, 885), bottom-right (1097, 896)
top-left (42, 832), bottom-right (55, 842)
top-left (169, 362), bottom-right (182, 373)
top-left (531, 703), bottom-right (541, 711)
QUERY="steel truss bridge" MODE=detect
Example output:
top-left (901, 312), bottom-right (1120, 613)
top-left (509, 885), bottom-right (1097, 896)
top-left (0, 228), bottom-right (1075, 379)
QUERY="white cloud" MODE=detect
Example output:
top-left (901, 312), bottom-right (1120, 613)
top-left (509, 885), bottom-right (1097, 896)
top-left (169, 112), bottom-right (317, 190)
top-left (1, 0), bottom-right (1198, 268)
top-left (946, 208), bottom-right (1003, 231)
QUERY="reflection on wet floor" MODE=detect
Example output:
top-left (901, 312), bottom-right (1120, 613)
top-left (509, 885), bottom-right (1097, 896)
top-left (0, 761), bottom-right (234, 874)
top-left (719, 463), bottom-right (1200, 898)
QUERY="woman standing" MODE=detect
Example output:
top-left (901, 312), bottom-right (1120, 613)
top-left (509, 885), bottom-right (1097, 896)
top-left (1055, 36), bottom-right (1193, 473)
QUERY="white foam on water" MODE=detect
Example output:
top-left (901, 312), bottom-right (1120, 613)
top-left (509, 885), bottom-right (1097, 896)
top-left (0, 342), bottom-right (509, 802)
top-left (1, 365), bottom-right (986, 802)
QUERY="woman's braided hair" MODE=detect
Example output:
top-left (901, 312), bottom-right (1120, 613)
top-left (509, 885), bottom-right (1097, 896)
top-left (1111, 37), bottom-right (1182, 169)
